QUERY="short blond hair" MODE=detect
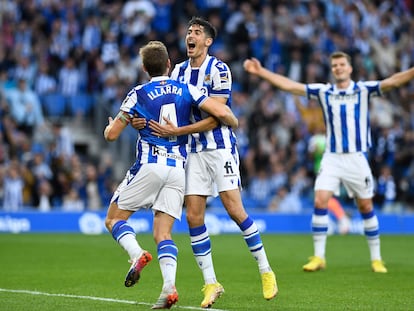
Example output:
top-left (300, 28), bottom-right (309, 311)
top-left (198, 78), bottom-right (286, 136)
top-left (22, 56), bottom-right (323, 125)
top-left (330, 51), bottom-right (351, 65)
top-left (139, 41), bottom-right (169, 77)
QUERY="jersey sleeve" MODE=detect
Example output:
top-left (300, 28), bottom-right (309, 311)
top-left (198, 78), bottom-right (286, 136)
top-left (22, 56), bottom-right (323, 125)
top-left (360, 81), bottom-right (382, 98)
top-left (119, 87), bottom-right (137, 117)
top-left (210, 60), bottom-right (232, 98)
top-left (187, 84), bottom-right (208, 107)
top-left (119, 85), bottom-right (150, 119)
top-left (306, 83), bottom-right (328, 101)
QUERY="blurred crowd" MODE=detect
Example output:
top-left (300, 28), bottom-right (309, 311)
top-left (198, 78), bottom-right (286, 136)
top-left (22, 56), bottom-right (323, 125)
top-left (0, 0), bottom-right (414, 213)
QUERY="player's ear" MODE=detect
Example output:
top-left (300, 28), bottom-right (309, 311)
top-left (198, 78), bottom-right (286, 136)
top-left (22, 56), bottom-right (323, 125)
top-left (142, 64), bottom-right (148, 74)
top-left (167, 59), bottom-right (171, 72)
top-left (205, 37), bottom-right (213, 47)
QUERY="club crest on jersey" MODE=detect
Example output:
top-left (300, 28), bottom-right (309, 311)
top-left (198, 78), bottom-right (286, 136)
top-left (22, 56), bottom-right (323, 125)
top-left (204, 74), bottom-right (211, 84)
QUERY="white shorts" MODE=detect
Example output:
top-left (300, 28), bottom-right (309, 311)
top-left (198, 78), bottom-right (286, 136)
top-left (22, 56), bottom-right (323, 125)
top-left (314, 152), bottom-right (374, 199)
top-left (111, 163), bottom-right (185, 220)
top-left (185, 149), bottom-right (241, 196)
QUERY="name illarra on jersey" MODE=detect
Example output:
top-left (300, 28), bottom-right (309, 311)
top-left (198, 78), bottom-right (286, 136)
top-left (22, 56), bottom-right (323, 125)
top-left (171, 54), bottom-right (237, 153)
top-left (147, 84), bottom-right (183, 100)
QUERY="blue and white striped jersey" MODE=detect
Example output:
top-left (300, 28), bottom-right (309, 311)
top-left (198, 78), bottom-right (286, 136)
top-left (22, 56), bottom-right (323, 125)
top-left (307, 80), bottom-right (381, 153)
top-left (171, 55), bottom-right (237, 152)
top-left (120, 76), bottom-right (207, 169)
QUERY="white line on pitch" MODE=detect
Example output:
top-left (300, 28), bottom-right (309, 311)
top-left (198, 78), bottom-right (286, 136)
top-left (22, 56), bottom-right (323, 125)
top-left (0, 288), bottom-right (229, 311)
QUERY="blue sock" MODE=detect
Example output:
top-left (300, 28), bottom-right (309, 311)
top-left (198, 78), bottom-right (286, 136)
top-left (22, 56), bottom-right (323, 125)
top-left (239, 216), bottom-right (263, 252)
top-left (158, 239), bottom-right (178, 261)
top-left (189, 225), bottom-right (211, 256)
top-left (111, 220), bottom-right (135, 242)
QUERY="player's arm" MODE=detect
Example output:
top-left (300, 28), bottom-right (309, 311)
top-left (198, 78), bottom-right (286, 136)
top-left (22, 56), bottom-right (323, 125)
top-left (149, 116), bottom-right (219, 137)
top-left (243, 57), bottom-right (306, 96)
top-left (104, 111), bottom-right (130, 141)
top-left (380, 66), bottom-right (414, 93)
top-left (148, 96), bottom-right (229, 137)
top-left (199, 97), bottom-right (238, 129)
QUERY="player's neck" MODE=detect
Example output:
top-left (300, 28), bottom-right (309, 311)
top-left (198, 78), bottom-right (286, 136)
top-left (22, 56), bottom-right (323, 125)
top-left (189, 54), bottom-right (207, 68)
top-left (335, 79), bottom-right (351, 90)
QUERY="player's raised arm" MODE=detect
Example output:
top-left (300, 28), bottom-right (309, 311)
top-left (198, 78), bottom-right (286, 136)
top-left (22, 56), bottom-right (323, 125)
top-left (380, 66), bottom-right (414, 93)
top-left (243, 57), bottom-right (307, 96)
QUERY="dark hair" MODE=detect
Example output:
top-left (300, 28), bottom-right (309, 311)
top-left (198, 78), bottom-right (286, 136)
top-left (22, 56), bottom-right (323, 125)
top-left (188, 16), bottom-right (217, 40)
top-left (139, 41), bottom-right (169, 77)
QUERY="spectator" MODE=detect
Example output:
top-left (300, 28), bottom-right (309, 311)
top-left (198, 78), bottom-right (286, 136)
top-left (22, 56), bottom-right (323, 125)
top-left (62, 186), bottom-right (85, 212)
top-left (58, 57), bottom-right (82, 96)
top-left (34, 60), bottom-right (57, 96)
top-left (374, 165), bottom-right (398, 213)
top-left (84, 163), bottom-right (102, 211)
top-left (4, 78), bottom-right (44, 137)
top-left (2, 161), bottom-right (24, 211)
top-left (268, 184), bottom-right (302, 214)
top-left (37, 179), bottom-right (52, 212)
top-left (51, 121), bottom-right (75, 162)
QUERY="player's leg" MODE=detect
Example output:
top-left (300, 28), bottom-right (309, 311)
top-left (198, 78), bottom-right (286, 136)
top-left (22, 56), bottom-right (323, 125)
top-left (186, 194), bottom-right (218, 281)
top-left (356, 197), bottom-right (387, 273)
top-left (186, 194), bottom-right (224, 308)
top-left (346, 153), bottom-right (387, 273)
top-left (303, 189), bottom-right (332, 272)
top-left (214, 146), bottom-right (277, 300)
top-left (105, 202), bottom-right (152, 287)
top-left (152, 211), bottom-right (179, 309)
top-left (105, 164), bottom-right (166, 286)
top-left (304, 153), bottom-right (341, 272)
top-left (220, 188), bottom-right (278, 300)
top-left (185, 153), bottom-right (223, 308)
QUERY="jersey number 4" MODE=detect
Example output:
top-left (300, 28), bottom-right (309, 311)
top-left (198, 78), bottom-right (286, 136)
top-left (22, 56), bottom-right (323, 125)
top-left (160, 103), bottom-right (178, 142)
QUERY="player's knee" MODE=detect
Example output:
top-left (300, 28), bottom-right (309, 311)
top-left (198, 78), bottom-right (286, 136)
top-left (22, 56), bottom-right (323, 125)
top-left (314, 196), bottom-right (329, 209)
top-left (104, 217), bottom-right (113, 232)
top-left (153, 232), bottom-right (172, 245)
top-left (357, 199), bottom-right (373, 213)
top-left (186, 210), bottom-right (203, 227)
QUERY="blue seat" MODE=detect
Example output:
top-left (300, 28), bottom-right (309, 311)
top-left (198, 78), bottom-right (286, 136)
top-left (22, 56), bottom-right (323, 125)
top-left (67, 93), bottom-right (93, 117)
top-left (41, 93), bottom-right (67, 117)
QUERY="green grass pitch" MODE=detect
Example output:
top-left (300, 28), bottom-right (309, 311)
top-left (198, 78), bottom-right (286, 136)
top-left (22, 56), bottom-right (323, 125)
top-left (0, 233), bottom-right (413, 311)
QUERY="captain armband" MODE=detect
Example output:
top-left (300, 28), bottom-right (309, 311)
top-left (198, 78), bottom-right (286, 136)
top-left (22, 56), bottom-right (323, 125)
top-left (115, 111), bottom-right (130, 125)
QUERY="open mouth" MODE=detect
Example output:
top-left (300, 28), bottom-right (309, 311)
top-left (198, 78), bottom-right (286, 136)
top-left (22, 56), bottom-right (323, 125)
top-left (187, 42), bottom-right (196, 50)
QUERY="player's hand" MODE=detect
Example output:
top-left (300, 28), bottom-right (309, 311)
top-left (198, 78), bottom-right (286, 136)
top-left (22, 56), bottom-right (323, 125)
top-left (243, 57), bottom-right (262, 74)
top-left (131, 116), bottom-right (147, 130)
top-left (107, 116), bottom-right (114, 126)
top-left (149, 117), bottom-right (178, 137)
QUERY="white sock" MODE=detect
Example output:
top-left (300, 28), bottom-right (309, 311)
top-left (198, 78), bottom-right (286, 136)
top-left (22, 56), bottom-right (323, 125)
top-left (239, 217), bottom-right (272, 274)
top-left (190, 225), bottom-right (217, 284)
top-left (159, 257), bottom-right (177, 290)
top-left (118, 233), bottom-right (143, 260)
top-left (362, 212), bottom-right (381, 260)
top-left (312, 212), bottom-right (329, 259)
